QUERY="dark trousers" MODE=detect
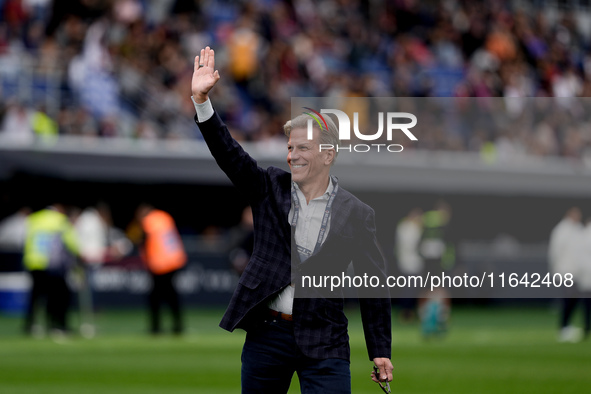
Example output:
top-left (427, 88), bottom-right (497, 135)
top-left (24, 270), bottom-right (71, 333)
top-left (561, 297), bottom-right (579, 329)
top-left (149, 270), bottom-right (182, 334)
top-left (241, 318), bottom-right (351, 394)
top-left (561, 297), bottom-right (591, 336)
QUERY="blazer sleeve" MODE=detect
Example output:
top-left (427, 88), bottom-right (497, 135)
top-left (353, 208), bottom-right (392, 360)
top-left (195, 111), bottom-right (269, 202)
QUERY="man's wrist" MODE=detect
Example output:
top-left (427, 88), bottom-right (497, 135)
top-left (191, 96), bottom-right (214, 122)
top-left (192, 94), bottom-right (208, 104)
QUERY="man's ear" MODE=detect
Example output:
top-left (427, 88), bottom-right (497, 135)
top-left (324, 148), bottom-right (336, 166)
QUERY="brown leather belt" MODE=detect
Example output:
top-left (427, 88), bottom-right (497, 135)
top-left (268, 309), bottom-right (293, 322)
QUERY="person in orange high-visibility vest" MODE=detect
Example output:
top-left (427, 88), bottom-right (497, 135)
top-left (136, 204), bottom-right (187, 335)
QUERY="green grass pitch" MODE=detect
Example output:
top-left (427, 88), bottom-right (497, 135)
top-left (0, 304), bottom-right (590, 393)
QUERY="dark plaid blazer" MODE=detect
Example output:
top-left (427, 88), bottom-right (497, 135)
top-left (196, 111), bottom-right (391, 361)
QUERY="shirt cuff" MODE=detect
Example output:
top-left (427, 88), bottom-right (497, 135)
top-left (191, 96), bottom-right (214, 122)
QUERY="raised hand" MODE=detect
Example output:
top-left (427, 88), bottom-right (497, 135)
top-left (191, 46), bottom-right (220, 104)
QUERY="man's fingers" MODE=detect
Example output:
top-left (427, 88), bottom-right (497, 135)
top-left (382, 361), bottom-right (393, 382)
top-left (370, 371), bottom-right (379, 383)
top-left (378, 362), bottom-right (392, 382)
top-left (192, 48), bottom-right (220, 99)
top-left (388, 361), bottom-right (394, 381)
top-left (375, 360), bottom-right (386, 380)
top-left (374, 358), bottom-right (394, 382)
top-left (204, 46), bottom-right (210, 68)
top-left (209, 48), bottom-right (215, 69)
top-left (194, 47), bottom-right (216, 71)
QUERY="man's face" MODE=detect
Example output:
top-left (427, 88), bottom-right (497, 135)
top-left (287, 127), bottom-right (333, 188)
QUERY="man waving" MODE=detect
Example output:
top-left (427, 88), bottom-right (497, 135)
top-left (192, 46), bottom-right (393, 394)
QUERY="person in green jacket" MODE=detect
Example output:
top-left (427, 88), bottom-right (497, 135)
top-left (23, 204), bottom-right (79, 337)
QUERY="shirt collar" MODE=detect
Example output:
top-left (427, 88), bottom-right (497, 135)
top-left (293, 177), bottom-right (334, 200)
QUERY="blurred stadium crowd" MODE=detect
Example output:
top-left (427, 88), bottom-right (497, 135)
top-left (1, 0), bottom-right (591, 158)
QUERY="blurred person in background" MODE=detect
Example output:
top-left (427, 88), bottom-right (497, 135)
top-left (135, 203), bottom-right (186, 335)
top-left (74, 201), bottom-right (132, 338)
top-left (420, 201), bottom-right (455, 273)
top-left (75, 203), bottom-right (109, 266)
top-left (548, 206), bottom-right (583, 342)
top-left (0, 101), bottom-right (35, 145)
top-left (0, 206), bottom-right (31, 252)
top-left (395, 207), bottom-right (424, 322)
top-left (22, 203), bottom-right (79, 339)
top-left (419, 201), bottom-right (453, 338)
top-left (0, 206), bottom-right (32, 281)
top-left (76, 201), bottom-right (133, 265)
top-left (31, 104), bottom-right (58, 141)
top-left (191, 46), bottom-right (392, 394)
top-left (418, 287), bottom-right (451, 339)
top-left (576, 217), bottom-right (591, 340)
top-left (74, 202), bottom-right (106, 338)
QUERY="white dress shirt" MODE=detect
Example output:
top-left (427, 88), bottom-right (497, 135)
top-left (268, 180), bottom-right (334, 315)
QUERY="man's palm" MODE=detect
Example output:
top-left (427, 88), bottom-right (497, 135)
top-left (191, 46), bottom-right (220, 102)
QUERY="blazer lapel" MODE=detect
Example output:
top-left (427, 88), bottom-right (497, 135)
top-left (325, 188), bottom-right (351, 242)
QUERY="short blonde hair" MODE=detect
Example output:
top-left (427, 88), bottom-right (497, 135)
top-left (283, 113), bottom-right (340, 165)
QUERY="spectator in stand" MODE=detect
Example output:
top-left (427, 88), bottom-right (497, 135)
top-left (1, 1), bottom-right (591, 160)
top-left (0, 101), bottom-right (34, 145)
top-left (31, 105), bottom-right (58, 141)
